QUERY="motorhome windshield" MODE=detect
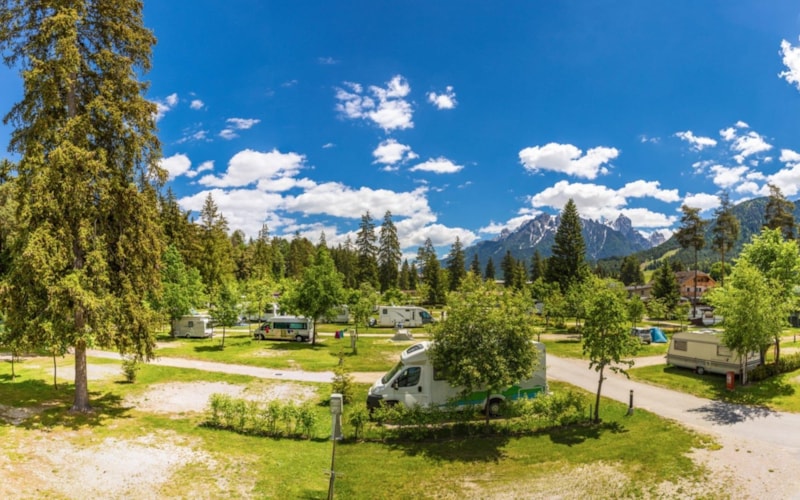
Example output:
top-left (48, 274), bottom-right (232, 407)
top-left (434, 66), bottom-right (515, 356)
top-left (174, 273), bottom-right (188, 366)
top-left (381, 362), bottom-right (404, 384)
top-left (420, 310), bottom-right (432, 320)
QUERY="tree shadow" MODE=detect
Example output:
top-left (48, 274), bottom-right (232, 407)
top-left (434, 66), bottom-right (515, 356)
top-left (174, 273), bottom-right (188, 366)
top-left (686, 400), bottom-right (777, 425)
top-left (545, 421), bottom-right (628, 446)
top-left (381, 433), bottom-right (511, 463)
top-left (193, 345), bottom-right (225, 353)
top-left (0, 378), bottom-right (131, 430)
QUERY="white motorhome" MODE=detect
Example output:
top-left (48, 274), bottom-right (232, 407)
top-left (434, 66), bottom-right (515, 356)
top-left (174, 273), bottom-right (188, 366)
top-left (172, 315), bottom-right (213, 339)
top-left (245, 303), bottom-right (281, 323)
top-left (253, 315), bottom-right (313, 342)
top-left (666, 329), bottom-right (760, 375)
top-left (377, 305), bottom-right (434, 328)
top-left (323, 305), bottom-right (351, 324)
top-left (367, 341), bottom-right (547, 414)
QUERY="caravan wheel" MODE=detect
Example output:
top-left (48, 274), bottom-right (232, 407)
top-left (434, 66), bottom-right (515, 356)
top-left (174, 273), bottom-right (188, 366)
top-left (696, 366), bottom-right (705, 375)
top-left (486, 398), bottom-right (504, 417)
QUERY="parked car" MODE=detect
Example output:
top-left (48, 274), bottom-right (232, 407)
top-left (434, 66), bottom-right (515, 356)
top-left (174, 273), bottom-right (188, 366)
top-left (631, 327), bottom-right (652, 344)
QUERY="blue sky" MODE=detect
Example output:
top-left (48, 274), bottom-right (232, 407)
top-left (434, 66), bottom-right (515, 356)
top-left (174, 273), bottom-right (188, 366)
top-left (3, 1), bottom-right (800, 258)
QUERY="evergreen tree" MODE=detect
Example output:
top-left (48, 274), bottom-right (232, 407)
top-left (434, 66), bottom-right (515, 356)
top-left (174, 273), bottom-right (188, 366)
top-left (423, 251), bottom-right (446, 305)
top-left (546, 199), bottom-right (588, 292)
top-left (377, 211), bottom-right (401, 292)
top-left (530, 250), bottom-right (546, 282)
top-left (711, 191), bottom-right (740, 286)
top-left (675, 205), bottom-right (707, 317)
top-left (355, 211), bottom-right (379, 288)
top-left (484, 257), bottom-right (496, 281)
top-left (198, 193), bottom-right (234, 295)
top-left (154, 245), bottom-right (206, 334)
top-left (409, 262), bottom-right (418, 290)
top-left (501, 250), bottom-right (516, 287)
top-left (286, 231), bottom-right (315, 279)
top-left (619, 255), bottom-right (644, 286)
top-left (230, 229), bottom-right (250, 282)
top-left (651, 260), bottom-right (680, 314)
top-left (398, 259), bottom-right (411, 290)
top-left (446, 237), bottom-right (467, 291)
top-left (331, 236), bottom-right (357, 289)
top-left (764, 183), bottom-right (796, 240)
top-left (469, 253), bottom-right (481, 277)
top-left (416, 237), bottom-right (436, 277)
top-left (251, 224), bottom-right (274, 280)
top-left (0, 1), bottom-right (164, 411)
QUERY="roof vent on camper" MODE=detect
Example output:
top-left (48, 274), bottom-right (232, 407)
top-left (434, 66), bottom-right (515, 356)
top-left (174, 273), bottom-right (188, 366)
top-left (405, 343), bottom-right (424, 355)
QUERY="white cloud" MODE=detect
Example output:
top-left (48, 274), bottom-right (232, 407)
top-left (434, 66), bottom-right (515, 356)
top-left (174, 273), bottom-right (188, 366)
top-left (768, 162), bottom-right (800, 197)
top-left (335, 75), bottom-right (414, 131)
top-left (709, 164), bottom-right (749, 189)
top-left (427, 86), bottom-right (457, 110)
top-left (322, 143), bottom-right (335, 149)
top-left (719, 123), bottom-right (772, 164)
top-left (180, 188), bottom-right (290, 239)
top-left (219, 117), bottom-right (261, 140)
top-left (176, 130), bottom-right (209, 144)
top-left (318, 56), bottom-right (338, 65)
top-left (518, 143), bottom-right (618, 179)
top-left (639, 135), bottom-right (660, 144)
top-left (618, 180), bottom-right (680, 202)
top-left (682, 193), bottom-right (720, 211)
top-left (691, 160), bottom-right (714, 172)
top-left (372, 139), bottom-right (417, 166)
top-left (780, 149), bottom-right (800, 164)
top-left (675, 130), bottom-right (717, 151)
top-left (153, 92), bottom-right (179, 121)
top-left (478, 213), bottom-right (539, 235)
top-left (779, 38), bottom-right (800, 90)
top-left (190, 99), bottom-right (204, 110)
top-left (198, 148), bottom-right (305, 188)
top-left (735, 181), bottom-right (761, 195)
top-left (617, 208), bottom-right (677, 228)
top-left (160, 153), bottom-right (192, 180)
top-left (409, 157), bottom-right (464, 174)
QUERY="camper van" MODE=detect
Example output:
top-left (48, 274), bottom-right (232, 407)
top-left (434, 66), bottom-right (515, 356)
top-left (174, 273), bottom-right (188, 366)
top-left (323, 305), bottom-right (351, 324)
top-left (253, 315), bottom-right (313, 342)
top-left (245, 303), bottom-right (282, 323)
top-left (666, 329), bottom-right (760, 375)
top-left (367, 341), bottom-right (547, 414)
top-left (377, 306), bottom-right (434, 328)
top-left (172, 315), bottom-right (213, 338)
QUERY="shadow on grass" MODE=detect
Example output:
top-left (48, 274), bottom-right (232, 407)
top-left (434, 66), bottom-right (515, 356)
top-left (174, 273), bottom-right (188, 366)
top-left (1, 378), bottom-right (131, 430)
top-left (383, 433), bottom-right (511, 463)
top-left (194, 345), bottom-right (225, 353)
top-left (687, 400), bottom-right (775, 425)
top-left (545, 420), bottom-right (627, 446)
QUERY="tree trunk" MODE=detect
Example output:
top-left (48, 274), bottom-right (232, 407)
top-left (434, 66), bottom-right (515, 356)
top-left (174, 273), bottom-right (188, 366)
top-left (70, 340), bottom-right (92, 413)
top-left (775, 340), bottom-right (781, 365)
top-left (221, 326), bottom-right (226, 348)
top-left (594, 365), bottom-right (604, 423)
top-left (52, 353), bottom-right (58, 390)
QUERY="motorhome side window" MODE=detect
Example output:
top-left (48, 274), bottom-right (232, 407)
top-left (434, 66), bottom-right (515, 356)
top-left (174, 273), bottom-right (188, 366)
top-left (187, 321), bottom-right (194, 327)
top-left (717, 345), bottom-right (731, 357)
top-left (674, 340), bottom-right (687, 351)
top-left (397, 367), bottom-right (421, 387)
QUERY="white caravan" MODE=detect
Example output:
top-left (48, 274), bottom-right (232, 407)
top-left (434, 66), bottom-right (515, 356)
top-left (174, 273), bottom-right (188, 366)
top-left (172, 315), bottom-right (213, 338)
top-left (666, 329), bottom-right (760, 375)
top-left (367, 341), bottom-right (547, 414)
top-left (377, 305), bottom-right (434, 328)
top-left (245, 303), bottom-right (281, 323)
top-left (253, 315), bottom-right (313, 342)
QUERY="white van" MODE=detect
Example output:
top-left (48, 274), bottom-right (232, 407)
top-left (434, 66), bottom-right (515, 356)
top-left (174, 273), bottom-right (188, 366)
top-left (171, 315), bottom-right (213, 338)
top-left (253, 315), bottom-right (313, 342)
top-left (666, 329), bottom-right (760, 375)
top-left (367, 341), bottom-right (547, 414)
top-left (377, 306), bottom-right (434, 327)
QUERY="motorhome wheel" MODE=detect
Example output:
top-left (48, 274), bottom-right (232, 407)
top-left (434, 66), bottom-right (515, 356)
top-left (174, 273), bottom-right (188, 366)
top-left (487, 398), bottom-right (503, 417)
top-left (696, 366), bottom-right (705, 375)
top-left (295, 335), bottom-right (304, 342)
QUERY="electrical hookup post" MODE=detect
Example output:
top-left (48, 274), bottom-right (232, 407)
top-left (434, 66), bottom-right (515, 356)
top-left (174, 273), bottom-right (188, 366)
top-left (327, 393), bottom-right (344, 500)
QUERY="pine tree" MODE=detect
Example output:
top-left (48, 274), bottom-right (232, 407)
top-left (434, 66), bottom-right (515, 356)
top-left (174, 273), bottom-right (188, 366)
top-left (469, 253), bottom-right (481, 277)
top-left (530, 250), bottom-right (546, 282)
top-left (198, 193), bottom-right (234, 295)
top-left (251, 224), bottom-right (274, 280)
top-left (546, 199), bottom-right (588, 292)
top-left (286, 231), bottom-right (315, 279)
top-left (619, 255), bottom-right (644, 286)
top-left (764, 183), bottom-right (796, 240)
top-left (355, 211), bottom-right (379, 288)
top-left (651, 260), bottom-right (680, 314)
top-left (416, 238), bottom-right (436, 277)
top-left (711, 191), bottom-right (740, 286)
top-left (484, 257), bottom-right (496, 281)
top-left (0, 1), bottom-right (164, 411)
top-left (447, 237), bottom-right (467, 291)
top-left (675, 205), bottom-right (707, 317)
top-left (377, 211), bottom-right (401, 292)
top-left (409, 262), bottom-right (419, 290)
top-left (398, 259), bottom-right (411, 290)
top-left (501, 251), bottom-right (516, 288)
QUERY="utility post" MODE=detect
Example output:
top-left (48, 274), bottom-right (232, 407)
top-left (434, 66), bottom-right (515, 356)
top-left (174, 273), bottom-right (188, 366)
top-left (327, 393), bottom-right (343, 499)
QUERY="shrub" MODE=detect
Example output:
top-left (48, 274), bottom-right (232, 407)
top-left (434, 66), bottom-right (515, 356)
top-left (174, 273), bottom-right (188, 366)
top-left (331, 351), bottom-right (355, 404)
top-left (347, 405), bottom-right (370, 441)
top-left (121, 356), bottom-right (141, 383)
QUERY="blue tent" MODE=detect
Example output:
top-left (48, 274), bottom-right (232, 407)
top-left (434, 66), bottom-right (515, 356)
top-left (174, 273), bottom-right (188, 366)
top-left (649, 327), bottom-right (667, 343)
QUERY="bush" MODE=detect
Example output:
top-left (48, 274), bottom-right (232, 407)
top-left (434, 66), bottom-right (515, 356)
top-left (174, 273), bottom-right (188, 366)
top-left (749, 352), bottom-right (800, 382)
top-left (332, 351), bottom-right (355, 404)
top-left (205, 395), bottom-right (319, 439)
top-left (121, 356), bottom-right (141, 383)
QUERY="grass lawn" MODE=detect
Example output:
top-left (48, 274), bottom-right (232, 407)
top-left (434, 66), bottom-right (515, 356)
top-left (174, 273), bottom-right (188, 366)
top-left (0, 354), bottom-right (718, 499)
top-left (540, 332), bottom-right (670, 360)
top-left (153, 327), bottom-right (415, 372)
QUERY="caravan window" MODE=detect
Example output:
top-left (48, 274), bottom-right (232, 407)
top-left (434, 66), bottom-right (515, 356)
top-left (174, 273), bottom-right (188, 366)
top-left (397, 367), bottom-right (421, 387)
top-left (187, 321), bottom-right (194, 327)
top-left (674, 340), bottom-right (687, 351)
top-left (717, 345), bottom-right (732, 357)
top-left (273, 321), bottom-right (307, 330)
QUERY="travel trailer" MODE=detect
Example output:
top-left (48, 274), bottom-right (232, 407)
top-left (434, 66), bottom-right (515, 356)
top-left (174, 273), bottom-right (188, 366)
top-left (245, 303), bottom-right (281, 323)
top-left (666, 329), bottom-right (760, 375)
top-left (253, 316), bottom-right (313, 342)
top-left (172, 315), bottom-right (213, 339)
top-left (367, 341), bottom-right (547, 414)
top-left (377, 306), bottom-right (434, 328)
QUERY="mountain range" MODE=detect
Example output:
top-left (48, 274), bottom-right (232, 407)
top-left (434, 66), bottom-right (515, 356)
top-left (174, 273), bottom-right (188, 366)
top-left (462, 195), bottom-right (797, 275)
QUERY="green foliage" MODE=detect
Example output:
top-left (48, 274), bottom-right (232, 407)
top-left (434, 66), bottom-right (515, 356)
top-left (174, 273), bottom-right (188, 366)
top-left (121, 356), bottom-right (141, 383)
top-left (447, 236), bottom-right (467, 291)
top-left (650, 260), bottom-right (680, 314)
top-left (205, 394), bottom-right (320, 439)
top-left (210, 280), bottom-right (241, 348)
top-left (711, 191), bottom-right (740, 286)
top-left (155, 245), bottom-right (206, 326)
top-left (378, 211), bottom-right (402, 292)
top-left (764, 183), bottom-right (796, 240)
top-left (582, 280), bottom-right (640, 422)
top-left (356, 211), bottom-right (379, 289)
top-left (546, 199), bottom-right (589, 292)
top-left (748, 352), bottom-right (800, 381)
top-left (332, 351), bottom-right (355, 404)
top-left (430, 275), bottom-right (538, 424)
